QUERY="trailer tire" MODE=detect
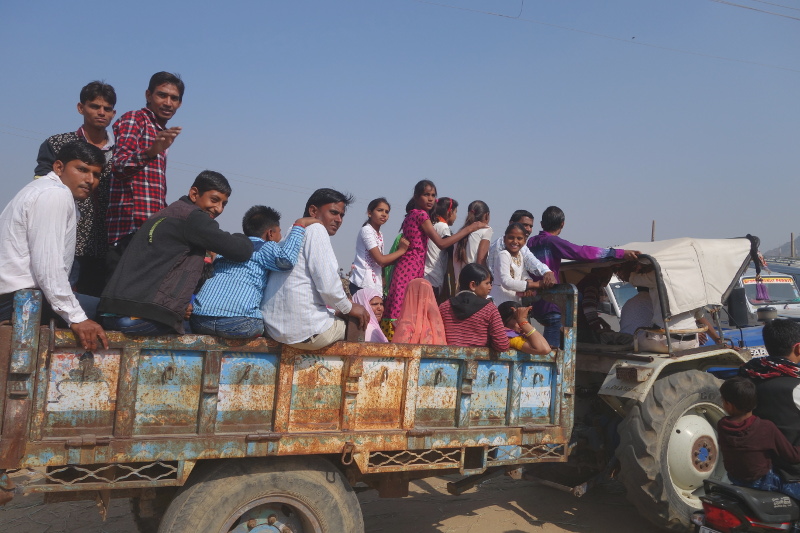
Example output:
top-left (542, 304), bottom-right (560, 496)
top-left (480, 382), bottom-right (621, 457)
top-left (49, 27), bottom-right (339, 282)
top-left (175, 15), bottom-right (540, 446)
top-left (157, 456), bottom-right (363, 533)
top-left (616, 370), bottom-right (725, 532)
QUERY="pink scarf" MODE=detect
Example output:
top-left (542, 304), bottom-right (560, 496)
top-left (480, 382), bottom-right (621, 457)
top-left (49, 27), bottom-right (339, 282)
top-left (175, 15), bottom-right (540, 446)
top-left (352, 288), bottom-right (388, 343)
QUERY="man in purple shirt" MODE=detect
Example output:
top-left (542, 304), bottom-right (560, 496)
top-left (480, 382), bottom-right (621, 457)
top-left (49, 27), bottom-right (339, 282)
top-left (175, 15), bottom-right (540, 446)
top-left (527, 206), bottom-right (639, 348)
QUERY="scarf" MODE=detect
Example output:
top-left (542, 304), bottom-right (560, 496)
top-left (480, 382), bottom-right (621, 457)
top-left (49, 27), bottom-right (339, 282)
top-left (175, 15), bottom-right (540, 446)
top-left (392, 278), bottom-right (447, 345)
top-left (352, 288), bottom-right (388, 343)
top-left (448, 290), bottom-right (491, 321)
top-left (740, 356), bottom-right (800, 380)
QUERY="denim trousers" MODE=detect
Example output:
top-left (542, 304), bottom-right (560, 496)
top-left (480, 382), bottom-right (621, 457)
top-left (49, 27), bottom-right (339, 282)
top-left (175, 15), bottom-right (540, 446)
top-left (190, 315), bottom-right (264, 339)
top-left (103, 316), bottom-right (174, 336)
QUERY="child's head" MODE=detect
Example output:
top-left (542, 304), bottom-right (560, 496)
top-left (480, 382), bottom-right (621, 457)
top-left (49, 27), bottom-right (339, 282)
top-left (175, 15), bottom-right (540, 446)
top-left (763, 319), bottom-right (800, 362)
top-left (503, 223), bottom-right (527, 256)
top-left (52, 141), bottom-right (106, 201)
top-left (433, 197), bottom-right (458, 224)
top-left (78, 81), bottom-right (116, 130)
top-left (458, 263), bottom-right (492, 298)
top-left (405, 180), bottom-right (437, 214)
top-left (720, 377), bottom-right (757, 417)
top-left (498, 301), bottom-right (521, 329)
top-left (364, 197), bottom-right (390, 227)
top-left (243, 205), bottom-right (281, 242)
top-left (541, 206), bottom-right (565, 232)
top-left (189, 171), bottom-right (231, 219)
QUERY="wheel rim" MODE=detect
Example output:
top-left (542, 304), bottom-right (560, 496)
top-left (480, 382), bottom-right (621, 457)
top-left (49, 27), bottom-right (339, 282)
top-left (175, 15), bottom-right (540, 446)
top-left (666, 402), bottom-right (725, 507)
top-left (221, 495), bottom-right (324, 533)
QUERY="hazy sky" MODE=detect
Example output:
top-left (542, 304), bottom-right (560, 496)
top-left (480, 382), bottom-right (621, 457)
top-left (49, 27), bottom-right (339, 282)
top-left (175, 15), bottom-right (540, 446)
top-left (1, 0), bottom-right (798, 266)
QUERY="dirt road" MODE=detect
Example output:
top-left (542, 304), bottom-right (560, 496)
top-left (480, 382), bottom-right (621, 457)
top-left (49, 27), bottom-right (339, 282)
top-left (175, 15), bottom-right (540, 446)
top-left (0, 474), bottom-right (655, 533)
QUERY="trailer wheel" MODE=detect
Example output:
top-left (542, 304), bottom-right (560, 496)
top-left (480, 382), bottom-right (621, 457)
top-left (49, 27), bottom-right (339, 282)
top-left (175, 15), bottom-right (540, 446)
top-left (616, 370), bottom-right (725, 532)
top-left (157, 456), bottom-right (363, 533)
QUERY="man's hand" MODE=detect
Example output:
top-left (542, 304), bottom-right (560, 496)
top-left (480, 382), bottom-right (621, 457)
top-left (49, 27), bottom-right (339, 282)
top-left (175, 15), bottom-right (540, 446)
top-left (622, 249), bottom-right (640, 261)
top-left (145, 127), bottom-right (182, 158)
top-left (348, 303), bottom-right (370, 330)
top-left (71, 320), bottom-right (109, 351)
top-left (541, 271), bottom-right (557, 288)
top-left (184, 302), bottom-right (193, 321)
top-left (294, 217), bottom-right (322, 228)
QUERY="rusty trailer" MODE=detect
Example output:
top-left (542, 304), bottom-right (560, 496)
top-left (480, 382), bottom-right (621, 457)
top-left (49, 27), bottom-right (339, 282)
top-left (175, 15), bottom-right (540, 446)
top-left (0, 286), bottom-right (577, 532)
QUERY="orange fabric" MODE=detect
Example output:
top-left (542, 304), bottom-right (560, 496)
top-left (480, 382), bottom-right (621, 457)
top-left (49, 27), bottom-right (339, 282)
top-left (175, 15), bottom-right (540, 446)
top-left (392, 278), bottom-right (447, 345)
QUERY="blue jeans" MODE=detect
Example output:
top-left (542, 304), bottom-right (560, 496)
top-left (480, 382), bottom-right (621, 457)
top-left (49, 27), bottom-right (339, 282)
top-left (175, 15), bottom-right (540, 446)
top-left (103, 316), bottom-right (174, 336)
top-left (534, 310), bottom-right (562, 347)
top-left (190, 315), bottom-right (264, 339)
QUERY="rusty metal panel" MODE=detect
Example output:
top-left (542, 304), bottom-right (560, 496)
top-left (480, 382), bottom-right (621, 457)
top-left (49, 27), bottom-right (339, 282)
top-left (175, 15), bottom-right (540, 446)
top-left (37, 349), bottom-right (121, 438)
top-left (114, 347), bottom-right (141, 437)
top-left (9, 290), bottom-right (42, 374)
top-left (517, 362), bottom-right (556, 425)
top-left (0, 326), bottom-right (12, 435)
top-left (401, 356), bottom-right (420, 430)
top-left (133, 350), bottom-right (203, 435)
top-left (287, 354), bottom-right (344, 431)
top-left (197, 351), bottom-right (221, 435)
top-left (468, 362), bottom-right (511, 427)
top-left (353, 357), bottom-right (406, 429)
top-left (215, 352), bottom-right (279, 433)
top-left (415, 360), bottom-right (460, 427)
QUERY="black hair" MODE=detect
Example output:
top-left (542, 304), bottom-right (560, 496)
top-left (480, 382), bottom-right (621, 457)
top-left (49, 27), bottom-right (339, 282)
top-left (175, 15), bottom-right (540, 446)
top-left (242, 205), bottom-right (281, 238)
top-left (405, 179), bottom-right (437, 214)
top-left (541, 206), bottom-right (565, 232)
top-left (497, 301), bottom-right (521, 324)
top-left (191, 170), bottom-right (231, 196)
top-left (432, 197), bottom-right (458, 221)
top-left (147, 71), bottom-right (185, 100)
top-left (510, 210), bottom-right (534, 223)
top-left (763, 319), bottom-right (800, 359)
top-left (304, 188), bottom-right (354, 217)
top-left (54, 140), bottom-right (105, 168)
top-left (458, 263), bottom-right (492, 292)
top-left (720, 376), bottom-right (757, 414)
top-left (455, 200), bottom-right (490, 264)
top-left (504, 222), bottom-right (527, 236)
top-left (80, 81), bottom-right (116, 106)
top-left (363, 197), bottom-right (390, 227)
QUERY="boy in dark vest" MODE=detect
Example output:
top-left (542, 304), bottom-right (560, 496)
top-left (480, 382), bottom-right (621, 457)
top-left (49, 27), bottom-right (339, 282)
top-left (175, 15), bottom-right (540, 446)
top-left (740, 319), bottom-right (800, 482)
top-left (99, 171), bottom-right (252, 335)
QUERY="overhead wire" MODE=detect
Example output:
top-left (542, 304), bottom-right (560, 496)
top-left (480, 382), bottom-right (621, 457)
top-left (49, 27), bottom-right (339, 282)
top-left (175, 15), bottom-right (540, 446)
top-left (411, 0), bottom-right (800, 74)
top-left (746, 0), bottom-right (800, 12)
top-left (708, 0), bottom-right (800, 21)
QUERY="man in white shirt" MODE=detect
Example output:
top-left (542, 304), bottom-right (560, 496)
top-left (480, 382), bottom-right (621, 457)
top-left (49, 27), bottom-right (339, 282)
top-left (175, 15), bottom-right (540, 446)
top-left (0, 141), bottom-right (109, 351)
top-left (487, 209), bottom-right (556, 286)
top-left (261, 188), bottom-right (369, 349)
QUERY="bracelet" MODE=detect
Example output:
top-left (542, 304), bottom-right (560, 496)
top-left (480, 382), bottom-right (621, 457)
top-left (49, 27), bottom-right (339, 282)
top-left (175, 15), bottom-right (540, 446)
top-left (518, 321), bottom-right (530, 326)
top-left (524, 328), bottom-right (536, 338)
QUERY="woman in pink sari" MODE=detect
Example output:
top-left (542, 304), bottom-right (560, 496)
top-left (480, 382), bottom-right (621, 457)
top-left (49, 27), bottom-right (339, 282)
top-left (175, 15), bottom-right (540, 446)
top-left (392, 278), bottom-right (447, 345)
top-left (352, 288), bottom-right (388, 343)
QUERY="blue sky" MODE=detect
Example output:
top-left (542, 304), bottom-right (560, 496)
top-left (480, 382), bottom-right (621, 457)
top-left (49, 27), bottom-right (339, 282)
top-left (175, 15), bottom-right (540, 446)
top-left (1, 0), bottom-right (798, 265)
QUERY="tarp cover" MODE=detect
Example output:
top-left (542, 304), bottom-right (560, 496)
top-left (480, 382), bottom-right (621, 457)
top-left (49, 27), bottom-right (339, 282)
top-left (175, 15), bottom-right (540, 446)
top-left (619, 237), bottom-right (752, 317)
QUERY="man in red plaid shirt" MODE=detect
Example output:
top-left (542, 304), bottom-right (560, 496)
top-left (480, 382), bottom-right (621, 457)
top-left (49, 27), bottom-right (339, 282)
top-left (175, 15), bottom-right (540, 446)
top-left (105, 72), bottom-right (184, 276)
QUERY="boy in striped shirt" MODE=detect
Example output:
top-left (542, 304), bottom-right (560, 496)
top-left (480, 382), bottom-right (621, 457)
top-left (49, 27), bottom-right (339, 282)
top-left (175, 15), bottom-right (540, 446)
top-left (190, 206), bottom-right (319, 338)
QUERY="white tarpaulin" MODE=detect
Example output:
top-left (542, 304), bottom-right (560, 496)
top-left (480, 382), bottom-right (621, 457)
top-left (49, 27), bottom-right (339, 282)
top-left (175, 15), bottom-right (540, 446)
top-left (619, 237), bottom-right (752, 317)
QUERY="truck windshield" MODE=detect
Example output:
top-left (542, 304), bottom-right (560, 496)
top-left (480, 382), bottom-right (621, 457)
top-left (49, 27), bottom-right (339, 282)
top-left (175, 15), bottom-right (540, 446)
top-left (742, 276), bottom-right (800, 305)
top-left (609, 281), bottom-right (638, 309)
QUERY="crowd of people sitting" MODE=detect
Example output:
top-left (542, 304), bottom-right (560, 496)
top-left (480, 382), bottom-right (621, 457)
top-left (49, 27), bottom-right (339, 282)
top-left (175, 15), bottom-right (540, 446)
top-left (0, 73), bottom-right (648, 354)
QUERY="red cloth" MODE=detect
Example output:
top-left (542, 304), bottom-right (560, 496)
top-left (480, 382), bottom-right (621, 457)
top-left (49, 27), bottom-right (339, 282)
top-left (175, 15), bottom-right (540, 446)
top-left (718, 415), bottom-right (800, 482)
top-left (107, 108), bottom-right (168, 243)
top-left (439, 299), bottom-right (510, 351)
top-left (392, 279), bottom-right (446, 345)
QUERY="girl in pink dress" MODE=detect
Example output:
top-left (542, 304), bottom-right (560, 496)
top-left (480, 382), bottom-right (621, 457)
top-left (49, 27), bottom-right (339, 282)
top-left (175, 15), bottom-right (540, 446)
top-left (381, 180), bottom-right (485, 340)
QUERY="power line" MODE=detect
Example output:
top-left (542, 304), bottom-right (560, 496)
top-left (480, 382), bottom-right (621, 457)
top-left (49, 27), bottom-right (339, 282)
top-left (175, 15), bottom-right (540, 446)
top-left (411, 0), bottom-right (800, 74)
top-left (709, 0), bottom-right (800, 21)
top-left (746, 0), bottom-right (800, 13)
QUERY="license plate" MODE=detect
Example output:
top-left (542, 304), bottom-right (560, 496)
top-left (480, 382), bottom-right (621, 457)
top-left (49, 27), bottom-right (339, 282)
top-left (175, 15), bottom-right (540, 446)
top-left (699, 527), bottom-right (721, 533)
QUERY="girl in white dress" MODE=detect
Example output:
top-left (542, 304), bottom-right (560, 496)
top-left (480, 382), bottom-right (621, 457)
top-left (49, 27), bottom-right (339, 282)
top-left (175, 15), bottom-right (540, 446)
top-left (490, 223), bottom-right (542, 306)
top-left (348, 198), bottom-right (408, 295)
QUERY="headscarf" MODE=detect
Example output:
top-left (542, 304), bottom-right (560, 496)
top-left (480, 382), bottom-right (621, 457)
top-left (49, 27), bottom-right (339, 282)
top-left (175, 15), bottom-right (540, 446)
top-left (352, 288), bottom-right (389, 343)
top-left (448, 290), bottom-right (491, 320)
top-left (392, 278), bottom-right (447, 345)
